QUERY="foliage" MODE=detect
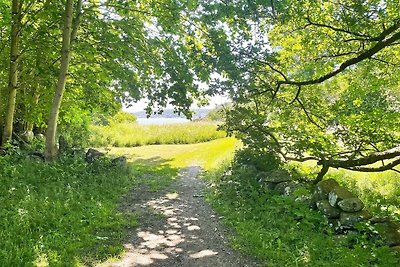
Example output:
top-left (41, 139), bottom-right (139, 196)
top-left (90, 122), bottom-right (226, 147)
top-left (0, 153), bottom-right (137, 266)
top-left (110, 111), bottom-right (137, 124)
top-left (199, 0), bottom-right (400, 178)
top-left (204, 164), bottom-right (400, 266)
top-left (205, 105), bottom-right (228, 121)
top-left (1, 0), bottom-right (222, 149)
top-left (233, 147), bottom-right (281, 173)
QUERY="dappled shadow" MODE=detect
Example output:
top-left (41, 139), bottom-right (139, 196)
top-left (98, 167), bottom-right (260, 267)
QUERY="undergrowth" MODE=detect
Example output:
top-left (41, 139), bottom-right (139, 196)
top-left (203, 149), bottom-right (400, 266)
top-left (89, 122), bottom-right (226, 147)
top-left (0, 152), bottom-right (176, 266)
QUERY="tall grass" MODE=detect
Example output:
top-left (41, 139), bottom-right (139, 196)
top-left (90, 122), bottom-right (226, 147)
top-left (0, 154), bottom-right (178, 266)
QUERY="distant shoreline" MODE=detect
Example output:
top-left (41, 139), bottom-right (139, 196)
top-left (133, 108), bottom-right (212, 119)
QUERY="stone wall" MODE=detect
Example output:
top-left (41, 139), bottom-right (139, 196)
top-left (258, 170), bottom-right (400, 251)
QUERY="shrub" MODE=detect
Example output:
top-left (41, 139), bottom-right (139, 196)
top-left (233, 147), bottom-right (281, 172)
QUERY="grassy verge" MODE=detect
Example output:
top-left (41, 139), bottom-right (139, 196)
top-left (108, 137), bottom-right (239, 171)
top-left (203, 164), bottom-right (400, 266)
top-left (90, 122), bottom-right (226, 147)
top-left (0, 153), bottom-right (178, 266)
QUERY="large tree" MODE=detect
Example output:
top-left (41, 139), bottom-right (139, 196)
top-left (201, 0), bottom-right (400, 180)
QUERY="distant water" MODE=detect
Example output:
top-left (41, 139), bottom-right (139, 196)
top-left (137, 117), bottom-right (190, 125)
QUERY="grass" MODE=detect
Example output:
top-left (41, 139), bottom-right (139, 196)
top-left (0, 137), bottom-right (238, 266)
top-left (0, 153), bottom-right (178, 266)
top-left (90, 121), bottom-right (227, 147)
top-left (203, 164), bottom-right (400, 267)
top-left (107, 137), bottom-right (239, 171)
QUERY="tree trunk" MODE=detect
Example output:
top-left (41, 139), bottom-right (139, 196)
top-left (1, 0), bottom-right (21, 146)
top-left (44, 0), bottom-right (74, 160)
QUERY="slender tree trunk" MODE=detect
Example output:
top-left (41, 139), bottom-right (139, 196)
top-left (1, 0), bottom-right (21, 146)
top-left (44, 0), bottom-right (82, 161)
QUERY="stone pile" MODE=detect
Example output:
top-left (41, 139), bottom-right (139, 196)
top-left (311, 178), bottom-right (400, 249)
top-left (258, 169), bottom-right (301, 195)
top-left (258, 171), bottom-right (400, 251)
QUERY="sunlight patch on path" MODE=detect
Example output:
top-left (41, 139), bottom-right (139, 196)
top-left (98, 167), bottom-right (258, 267)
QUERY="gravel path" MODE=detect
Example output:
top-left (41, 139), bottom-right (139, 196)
top-left (99, 166), bottom-right (261, 267)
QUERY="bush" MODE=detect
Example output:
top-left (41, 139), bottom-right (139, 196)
top-left (233, 147), bottom-right (281, 172)
top-left (110, 111), bottom-right (137, 124)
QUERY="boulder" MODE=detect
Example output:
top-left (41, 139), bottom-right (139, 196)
top-left (391, 245), bottom-right (400, 254)
top-left (374, 221), bottom-right (400, 247)
top-left (112, 156), bottom-right (128, 169)
top-left (274, 181), bottom-right (299, 195)
top-left (22, 131), bottom-right (34, 143)
top-left (370, 216), bottom-right (391, 224)
top-left (35, 133), bottom-right (45, 140)
top-left (328, 186), bottom-right (355, 207)
top-left (337, 198), bottom-right (364, 212)
top-left (316, 199), bottom-right (340, 219)
top-left (339, 210), bottom-right (372, 227)
top-left (85, 148), bottom-right (104, 163)
top-left (263, 169), bottom-right (292, 183)
top-left (314, 178), bottom-right (339, 200)
top-left (28, 152), bottom-right (45, 161)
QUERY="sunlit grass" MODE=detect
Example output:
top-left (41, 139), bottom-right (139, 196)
top-left (90, 122), bottom-right (226, 147)
top-left (107, 137), bottom-right (240, 171)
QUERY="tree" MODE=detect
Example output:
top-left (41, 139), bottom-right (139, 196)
top-left (44, 0), bottom-right (81, 160)
top-left (1, 0), bottom-right (21, 146)
top-left (201, 0), bottom-right (400, 181)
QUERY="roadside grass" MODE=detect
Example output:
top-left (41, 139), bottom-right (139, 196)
top-left (107, 137), bottom-right (239, 171)
top-left (0, 153), bottom-right (178, 266)
top-left (203, 165), bottom-right (400, 267)
top-left (90, 121), bottom-right (226, 147)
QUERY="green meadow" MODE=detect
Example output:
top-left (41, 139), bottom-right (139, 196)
top-left (90, 121), bottom-right (226, 147)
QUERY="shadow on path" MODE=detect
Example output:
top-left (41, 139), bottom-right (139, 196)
top-left (98, 166), bottom-right (260, 267)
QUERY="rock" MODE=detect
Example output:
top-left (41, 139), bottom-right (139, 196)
top-left (391, 245), bottom-right (400, 253)
top-left (22, 131), bottom-right (34, 143)
top-left (339, 210), bottom-right (372, 227)
top-left (370, 216), bottom-right (391, 224)
top-left (85, 148), bottom-right (104, 163)
top-left (28, 152), bottom-right (45, 161)
top-left (311, 179), bottom-right (340, 209)
top-left (112, 156), bottom-right (127, 169)
top-left (263, 169), bottom-right (292, 183)
top-left (274, 181), bottom-right (299, 195)
top-left (337, 198), bottom-right (364, 212)
top-left (328, 186), bottom-right (355, 207)
top-left (374, 221), bottom-right (400, 247)
top-left (263, 181), bottom-right (277, 190)
top-left (35, 133), bottom-right (45, 140)
top-left (316, 199), bottom-right (341, 219)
